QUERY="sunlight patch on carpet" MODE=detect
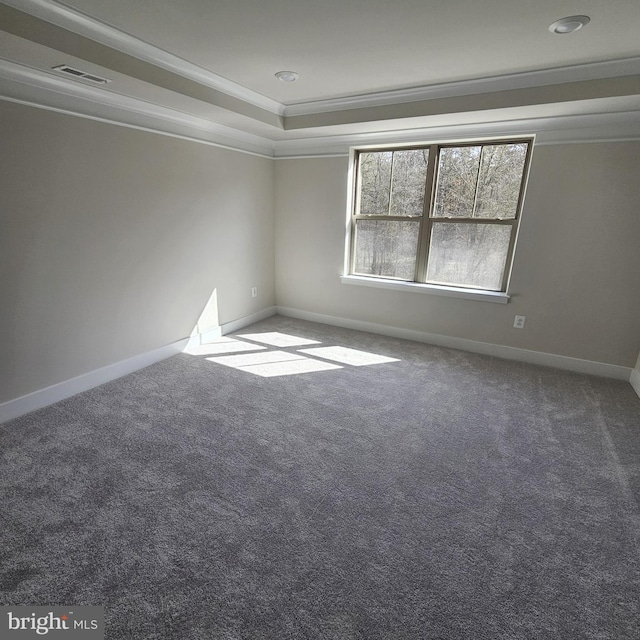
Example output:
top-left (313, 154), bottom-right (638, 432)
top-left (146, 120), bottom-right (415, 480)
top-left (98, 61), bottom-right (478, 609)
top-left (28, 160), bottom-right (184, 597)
top-left (207, 350), bottom-right (341, 377)
top-left (299, 346), bottom-right (400, 366)
top-left (183, 338), bottom-right (266, 356)
top-left (237, 332), bottom-right (321, 347)
top-left (242, 358), bottom-right (341, 377)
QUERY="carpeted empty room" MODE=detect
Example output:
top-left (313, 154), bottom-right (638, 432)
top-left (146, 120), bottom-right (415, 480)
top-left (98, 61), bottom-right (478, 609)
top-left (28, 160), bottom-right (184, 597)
top-left (1, 315), bottom-right (639, 639)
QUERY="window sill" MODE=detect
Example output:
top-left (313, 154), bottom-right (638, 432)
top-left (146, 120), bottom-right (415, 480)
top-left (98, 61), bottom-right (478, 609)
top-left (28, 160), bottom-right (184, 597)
top-left (340, 275), bottom-right (510, 304)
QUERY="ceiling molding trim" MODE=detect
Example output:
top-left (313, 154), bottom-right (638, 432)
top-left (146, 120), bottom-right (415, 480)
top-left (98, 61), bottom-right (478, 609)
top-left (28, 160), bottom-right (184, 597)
top-left (0, 57), bottom-right (276, 157)
top-left (283, 57), bottom-right (640, 117)
top-left (3, 57), bottom-right (640, 160)
top-left (0, 94), bottom-right (277, 158)
top-left (1, 0), bottom-right (285, 115)
top-left (5, 1), bottom-right (640, 125)
top-left (272, 111), bottom-right (640, 158)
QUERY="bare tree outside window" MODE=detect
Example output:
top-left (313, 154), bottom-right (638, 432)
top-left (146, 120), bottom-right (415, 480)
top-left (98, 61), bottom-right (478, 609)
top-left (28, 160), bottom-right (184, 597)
top-left (434, 146), bottom-right (481, 217)
top-left (359, 152), bottom-right (392, 215)
top-left (354, 220), bottom-right (420, 280)
top-left (389, 149), bottom-right (429, 216)
top-left (350, 140), bottom-right (531, 291)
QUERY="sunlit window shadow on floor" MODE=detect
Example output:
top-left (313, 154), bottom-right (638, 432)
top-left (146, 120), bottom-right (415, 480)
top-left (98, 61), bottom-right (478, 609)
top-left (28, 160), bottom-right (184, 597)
top-left (183, 337), bottom-right (266, 356)
top-left (207, 350), bottom-right (342, 377)
top-left (236, 332), bottom-right (320, 347)
top-left (183, 331), bottom-right (400, 377)
top-left (299, 346), bottom-right (399, 366)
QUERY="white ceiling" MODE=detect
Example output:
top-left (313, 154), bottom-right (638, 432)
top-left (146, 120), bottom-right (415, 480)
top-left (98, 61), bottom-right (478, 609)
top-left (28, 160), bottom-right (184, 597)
top-left (1, 0), bottom-right (640, 155)
top-left (57, 0), bottom-right (640, 103)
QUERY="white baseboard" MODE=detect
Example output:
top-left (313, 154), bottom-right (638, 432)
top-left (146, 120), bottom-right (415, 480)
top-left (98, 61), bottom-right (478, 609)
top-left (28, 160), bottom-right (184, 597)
top-left (186, 326), bottom-right (223, 348)
top-left (0, 337), bottom-right (189, 425)
top-left (221, 306), bottom-right (277, 335)
top-left (275, 306), bottom-right (633, 381)
top-left (3, 306), bottom-right (633, 425)
top-left (631, 368), bottom-right (640, 399)
top-left (0, 305), bottom-right (277, 425)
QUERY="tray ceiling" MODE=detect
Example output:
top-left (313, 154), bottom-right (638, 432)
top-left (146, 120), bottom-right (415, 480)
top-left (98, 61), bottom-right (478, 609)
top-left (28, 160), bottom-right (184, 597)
top-left (1, 0), bottom-right (640, 155)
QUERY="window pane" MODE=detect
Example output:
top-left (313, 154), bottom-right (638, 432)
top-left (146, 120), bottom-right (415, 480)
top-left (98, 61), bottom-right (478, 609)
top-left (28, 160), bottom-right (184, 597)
top-left (389, 149), bottom-right (429, 216)
top-left (359, 152), bottom-right (392, 215)
top-left (354, 220), bottom-right (420, 280)
top-left (434, 146), bottom-right (481, 217)
top-left (475, 143), bottom-right (528, 219)
top-left (426, 222), bottom-right (512, 290)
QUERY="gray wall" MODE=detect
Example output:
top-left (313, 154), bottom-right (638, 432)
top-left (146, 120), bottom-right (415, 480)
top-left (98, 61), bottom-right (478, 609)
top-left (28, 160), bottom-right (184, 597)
top-left (0, 101), bottom-right (275, 403)
top-left (274, 143), bottom-right (640, 368)
top-left (2, 99), bottom-right (639, 408)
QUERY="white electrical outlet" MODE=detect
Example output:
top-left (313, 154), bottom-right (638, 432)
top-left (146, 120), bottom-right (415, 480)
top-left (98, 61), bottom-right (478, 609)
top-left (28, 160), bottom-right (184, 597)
top-left (251, 287), bottom-right (257, 298)
top-left (513, 315), bottom-right (526, 329)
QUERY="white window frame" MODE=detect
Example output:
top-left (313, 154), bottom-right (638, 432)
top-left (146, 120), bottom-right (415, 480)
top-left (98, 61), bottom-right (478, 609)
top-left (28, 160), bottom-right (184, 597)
top-left (342, 137), bottom-right (534, 303)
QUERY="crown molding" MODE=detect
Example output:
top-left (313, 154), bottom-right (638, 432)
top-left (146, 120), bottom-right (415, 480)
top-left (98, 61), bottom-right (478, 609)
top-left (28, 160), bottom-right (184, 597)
top-left (7, 0), bottom-right (640, 128)
top-left (0, 57), bottom-right (275, 156)
top-left (5, 0), bottom-right (640, 135)
top-left (283, 57), bottom-right (640, 117)
top-left (272, 110), bottom-right (640, 157)
top-left (1, 0), bottom-right (285, 115)
top-left (3, 56), bottom-right (640, 160)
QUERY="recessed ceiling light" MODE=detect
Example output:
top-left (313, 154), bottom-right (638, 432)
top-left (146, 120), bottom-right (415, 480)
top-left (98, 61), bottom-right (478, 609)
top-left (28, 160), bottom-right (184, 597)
top-left (275, 70), bottom-right (299, 82)
top-left (549, 15), bottom-right (590, 34)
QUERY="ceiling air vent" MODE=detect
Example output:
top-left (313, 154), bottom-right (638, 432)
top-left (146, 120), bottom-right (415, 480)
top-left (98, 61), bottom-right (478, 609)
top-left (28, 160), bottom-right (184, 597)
top-left (52, 65), bottom-right (111, 84)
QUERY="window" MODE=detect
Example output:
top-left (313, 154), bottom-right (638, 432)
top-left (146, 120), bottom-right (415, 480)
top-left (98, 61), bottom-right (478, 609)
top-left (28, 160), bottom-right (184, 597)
top-left (348, 139), bottom-right (532, 293)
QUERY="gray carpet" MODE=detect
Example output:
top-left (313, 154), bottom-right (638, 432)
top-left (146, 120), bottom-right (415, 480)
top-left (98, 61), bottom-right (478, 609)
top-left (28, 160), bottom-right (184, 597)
top-left (1, 315), bottom-right (639, 639)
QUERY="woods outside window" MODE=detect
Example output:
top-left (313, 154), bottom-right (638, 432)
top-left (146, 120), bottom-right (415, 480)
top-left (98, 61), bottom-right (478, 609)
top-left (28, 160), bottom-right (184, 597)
top-left (349, 139), bottom-right (533, 293)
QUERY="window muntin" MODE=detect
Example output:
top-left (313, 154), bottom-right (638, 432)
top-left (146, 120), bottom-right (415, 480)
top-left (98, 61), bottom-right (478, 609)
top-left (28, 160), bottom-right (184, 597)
top-left (350, 139), bottom-right (532, 292)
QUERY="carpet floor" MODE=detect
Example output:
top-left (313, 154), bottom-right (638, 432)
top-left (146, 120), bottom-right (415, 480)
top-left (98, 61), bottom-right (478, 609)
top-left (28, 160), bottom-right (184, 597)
top-left (1, 315), bottom-right (639, 639)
